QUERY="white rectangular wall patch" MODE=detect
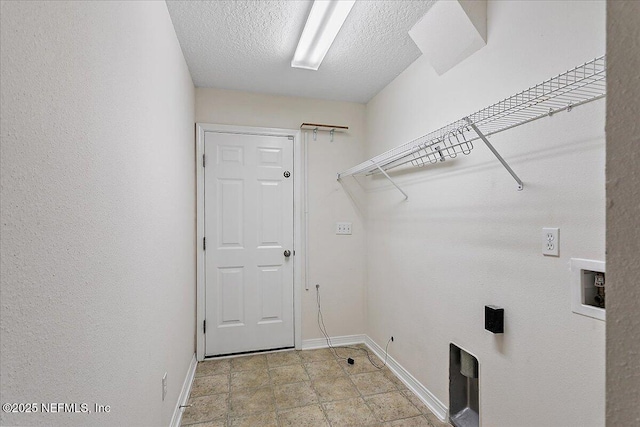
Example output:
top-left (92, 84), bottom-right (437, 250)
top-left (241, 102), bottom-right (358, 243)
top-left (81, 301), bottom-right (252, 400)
top-left (409, 0), bottom-right (487, 75)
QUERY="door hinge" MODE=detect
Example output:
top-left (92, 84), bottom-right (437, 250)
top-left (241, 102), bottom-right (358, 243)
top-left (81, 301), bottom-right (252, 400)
top-left (203, 237), bottom-right (206, 250)
top-left (202, 154), bottom-right (206, 167)
top-left (203, 319), bottom-right (206, 334)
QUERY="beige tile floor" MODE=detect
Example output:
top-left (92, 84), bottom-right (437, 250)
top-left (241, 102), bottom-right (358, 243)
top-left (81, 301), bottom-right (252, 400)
top-left (181, 346), bottom-right (453, 427)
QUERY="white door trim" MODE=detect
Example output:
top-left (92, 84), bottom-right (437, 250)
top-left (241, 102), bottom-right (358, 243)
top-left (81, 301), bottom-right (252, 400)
top-left (196, 123), bottom-right (303, 361)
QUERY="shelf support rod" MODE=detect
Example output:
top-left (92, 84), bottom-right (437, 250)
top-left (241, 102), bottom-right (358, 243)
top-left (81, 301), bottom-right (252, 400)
top-left (371, 160), bottom-right (409, 200)
top-left (465, 118), bottom-right (524, 191)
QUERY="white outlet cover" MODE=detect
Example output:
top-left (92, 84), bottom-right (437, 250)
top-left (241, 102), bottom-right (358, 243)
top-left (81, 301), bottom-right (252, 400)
top-left (542, 227), bottom-right (559, 256)
top-left (336, 222), bottom-right (352, 235)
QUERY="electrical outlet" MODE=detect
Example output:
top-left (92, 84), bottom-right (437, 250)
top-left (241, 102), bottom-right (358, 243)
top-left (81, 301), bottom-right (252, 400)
top-left (162, 372), bottom-right (167, 401)
top-left (542, 227), bottom-right (559, 256)
top-left (336, 222), bottom-right (352, 235)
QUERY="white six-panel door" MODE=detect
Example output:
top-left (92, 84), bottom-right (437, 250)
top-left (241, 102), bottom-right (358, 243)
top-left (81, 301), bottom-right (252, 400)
top-left (204, 131), bottom-right (294, 356)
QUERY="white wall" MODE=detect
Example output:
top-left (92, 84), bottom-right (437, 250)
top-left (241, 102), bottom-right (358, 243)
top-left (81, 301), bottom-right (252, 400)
top-left (0, 2), bottom-right (195, 426)
top-left (606, 1), bottom-right (640, 425)
top-left (363, 1), bottom-right (605, 426)
top-left (196, 88), bottom-right (367, 342)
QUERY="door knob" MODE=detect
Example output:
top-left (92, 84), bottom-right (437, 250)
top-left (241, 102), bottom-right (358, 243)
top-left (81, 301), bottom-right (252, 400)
top-left (284, 250), bottom-right (291, 258)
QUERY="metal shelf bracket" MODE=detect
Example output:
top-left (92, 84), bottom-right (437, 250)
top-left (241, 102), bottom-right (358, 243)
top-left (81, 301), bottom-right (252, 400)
top-left (465, 118), bottom-right (524, 191)
top-left (371, 160), bottom-right (409, 200)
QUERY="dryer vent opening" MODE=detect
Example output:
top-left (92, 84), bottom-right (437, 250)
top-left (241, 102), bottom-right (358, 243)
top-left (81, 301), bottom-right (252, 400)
top-left (449, 344), bottom-right (479, 427)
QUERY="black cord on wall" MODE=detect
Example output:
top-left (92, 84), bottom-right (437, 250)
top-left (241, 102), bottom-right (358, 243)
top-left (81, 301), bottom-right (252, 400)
top-left (316, 284), bottom-right (391, 369)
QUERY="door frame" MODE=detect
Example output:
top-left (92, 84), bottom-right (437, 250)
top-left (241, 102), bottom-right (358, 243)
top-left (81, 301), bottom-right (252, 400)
top-left (195, 123), bottom-right (304, 361)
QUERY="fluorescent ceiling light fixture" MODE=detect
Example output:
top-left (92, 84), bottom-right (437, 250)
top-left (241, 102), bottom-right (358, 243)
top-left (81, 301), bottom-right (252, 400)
top-left (291, 0), bottom-right (356, 70)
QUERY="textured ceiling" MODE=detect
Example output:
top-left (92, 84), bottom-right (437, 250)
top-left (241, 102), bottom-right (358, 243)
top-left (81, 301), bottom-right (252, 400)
top-left (166, 1), bottom-right (436, 103)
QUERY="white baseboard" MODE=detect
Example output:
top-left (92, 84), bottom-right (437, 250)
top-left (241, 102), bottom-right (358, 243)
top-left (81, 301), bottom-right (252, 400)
top-left (170, 353), bottom-right (197, 427)
top-left (364, 336), bottom-right (448, 422)
top-left (301, 334), bottom-right (366, 350)
top-left (302, 334), bottom-right (448, 421)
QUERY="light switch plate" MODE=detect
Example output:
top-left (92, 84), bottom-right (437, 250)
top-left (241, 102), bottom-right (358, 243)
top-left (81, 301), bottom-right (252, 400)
top-left (542, 227), bottom-right (559, 256)
top-left (336, 222), bottom-right (352, 235)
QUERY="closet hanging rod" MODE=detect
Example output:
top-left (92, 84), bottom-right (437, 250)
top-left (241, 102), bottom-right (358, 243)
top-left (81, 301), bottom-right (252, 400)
top-left (337, 55), bottom-right (606, 180)
top-left (301, 123), bottom-right (348, 142)
top-left (300, 123), bottom-right (348, 131)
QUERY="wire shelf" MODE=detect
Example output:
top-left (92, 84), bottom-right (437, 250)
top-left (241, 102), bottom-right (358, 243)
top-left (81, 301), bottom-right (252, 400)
top-left (338, 56), bottom-right (606, 178)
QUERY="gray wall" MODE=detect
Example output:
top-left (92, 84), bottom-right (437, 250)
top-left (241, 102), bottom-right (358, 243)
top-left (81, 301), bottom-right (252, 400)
top-left (606, 1), bottom-right (640, 425)
top-left (0, 2), bottom-right (196, 425)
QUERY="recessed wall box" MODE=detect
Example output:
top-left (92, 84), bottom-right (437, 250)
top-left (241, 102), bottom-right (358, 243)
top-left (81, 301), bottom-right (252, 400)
top-left (450, 343), bottom-right (480, 427)
top-left (570, 258), bottom-right (605, 321)
top-left (484, 305), bottom-right (504, 334)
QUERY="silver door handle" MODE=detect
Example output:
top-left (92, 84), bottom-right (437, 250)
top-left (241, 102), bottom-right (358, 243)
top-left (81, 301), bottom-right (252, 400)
top-left (284, 250), bottom-right (291, 258)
